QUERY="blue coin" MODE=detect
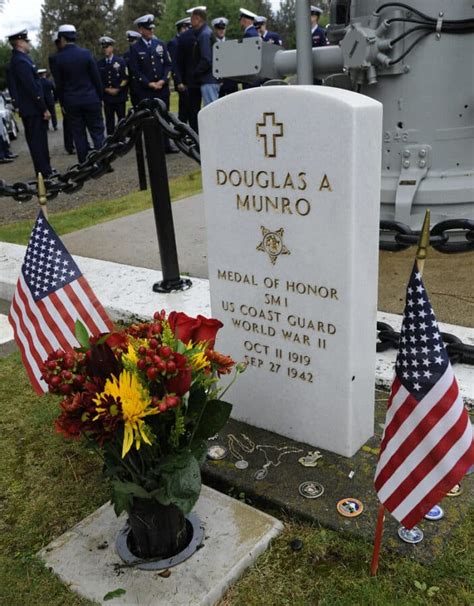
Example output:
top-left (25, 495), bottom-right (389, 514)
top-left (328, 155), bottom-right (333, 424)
top-left (398, 525), bottom-right (424, 544)
top-left (424, 505), bottom-right (444, 521)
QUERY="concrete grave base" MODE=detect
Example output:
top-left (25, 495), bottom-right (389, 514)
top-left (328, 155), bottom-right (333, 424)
top-left (38, 485), bottom-right (283, 606)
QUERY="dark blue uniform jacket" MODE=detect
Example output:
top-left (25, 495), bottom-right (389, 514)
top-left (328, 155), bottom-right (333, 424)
top-left (176, 28), bottom-right (198, 87)
top-left (312, 25), bottom-right (328, 47)
top-left (128, 37), bottom-right (171, 98)
top-left (243, 25), bottom-right (259, 38)
top-left (262, 30), bottom-right (283, 45)
top-left (97, 55), bottom-right (128, 104)
top-left (8, 50), bottom-right (47, 117)
top-left (53, 44), bottom-right (103, 107)
top-left (40, 78), bottom-right (56, 107)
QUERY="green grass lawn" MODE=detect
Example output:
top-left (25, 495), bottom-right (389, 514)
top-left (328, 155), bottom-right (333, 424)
top-left (0, 170), bottom-right (202, 245)
top-left (1, 351), bottom-right (472, 606)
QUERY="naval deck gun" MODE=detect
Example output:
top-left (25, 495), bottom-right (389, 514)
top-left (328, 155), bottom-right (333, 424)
top-left (213, 0), bottom-right (474, 228)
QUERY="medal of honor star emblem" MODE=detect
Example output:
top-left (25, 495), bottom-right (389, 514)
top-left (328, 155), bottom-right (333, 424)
top-left (257, 226), bottom-right (290, 265)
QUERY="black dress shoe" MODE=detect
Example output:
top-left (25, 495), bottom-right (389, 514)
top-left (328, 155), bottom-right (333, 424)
top-left (6, 152), bottom-right (18, 159)
top-left (0, 157), bottom-right (13, 164)
top-left (66, 148), bottom-right (75, 154)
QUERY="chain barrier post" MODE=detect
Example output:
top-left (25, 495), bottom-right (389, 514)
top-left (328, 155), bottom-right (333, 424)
top-left (135, 128), bottom-right (148, 191)
top-left (142, 116), bottom-right (192, 293)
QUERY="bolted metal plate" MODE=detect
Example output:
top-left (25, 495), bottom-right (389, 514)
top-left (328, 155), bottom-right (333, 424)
top-left (213, 38), bottom-right (262, 81)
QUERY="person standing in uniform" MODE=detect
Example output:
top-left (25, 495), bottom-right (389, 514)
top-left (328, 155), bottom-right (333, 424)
top-left (37, 69), bottom-right (58, 130)
top-left (168, 17), bottom-right (191, 124)
top-left (7, 29), bottom-right (53, 177)
top-left (176, 12), bottom-right (200, 133)
top-left (239, 8), bottom-right (259, 38)
top-left (97, 37), bottom-right (128, 136)
top-left (212, 17), bottom-right (239, 98)
top-left (129, 14), bottom-right (178, 153)
top-left (255, 16), bottom-right (283, 45)
top-left (188, 7), bottom-right (220, 106)
top-left (310, 6), bottom-right (328, 84)
top-left (49, 31), bottom-right (75, 154)
top-left (123, 30), bottom-right (142, 108)
top-left (54, 24), bottom-right (105, 164)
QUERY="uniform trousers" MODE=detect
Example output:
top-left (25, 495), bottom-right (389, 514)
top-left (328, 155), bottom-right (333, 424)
top-left (46, 101), bottom-right (58, 129)
top-left (66, 102), bottom-right (105, 164)
top-left (21, 114), bottom-right (52, 177)
top-left (62, 111), bottom-right (75, 153)
top-left (103, 101), bottom-right (126, 136)
top-left (187, 87), bottom-right (202, 134)
top-left (177, 89), bottom-right (190, 124)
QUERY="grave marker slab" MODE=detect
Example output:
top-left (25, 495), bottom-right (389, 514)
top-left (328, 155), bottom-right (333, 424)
top-left (199, 86), bottom-right (382, 457)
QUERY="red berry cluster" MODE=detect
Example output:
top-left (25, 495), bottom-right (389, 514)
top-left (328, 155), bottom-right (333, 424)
top-left (151, 394), bottom-right (181, 413)
top-left (41, 349), bottom-right (87, 395)
top-left (137, 340), bottom-right (178, 382)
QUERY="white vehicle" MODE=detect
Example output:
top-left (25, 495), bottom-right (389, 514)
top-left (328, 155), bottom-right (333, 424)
top-left (0, 92), bottom-right (19, 141)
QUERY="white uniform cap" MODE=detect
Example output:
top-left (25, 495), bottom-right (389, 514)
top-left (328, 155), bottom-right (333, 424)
top-left (99, 36), bottom-right (115, 45)
top-left (134, 14), bottom-right (155, 28)
top-left (211, 17), bottom-right (229, 28)
top-left (239, 8), bottom-right (257, 20)
top-left (186, 6), bottom-right (207, 14)
top-left (175, 17), bottom-right (191, 27)
top-left (310, 5), bottom-right (323, 15)
top-left (58, 24), bottom-right (77, 34)
top-left (126, 30), bottom-right (141, 39)
top-left (254, 16), bottom-right (267, 25)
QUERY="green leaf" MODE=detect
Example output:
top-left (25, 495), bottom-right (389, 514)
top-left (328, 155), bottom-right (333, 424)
top-left (152, 452), bottom-right (201, 513)
top-left (191, 439), bottom-right (208, 464)
top-left (103, 588), bottom-right (127, 600)
top-left (186, 387), bottom-right (207, 417)
top-left (191, 399), bottom-right (232, 443)
top-left (414, 581), bottom-right (423, 590)
top-left (74, 319), bottom-right (90, 348)
top-left (111, 480), bottom-right (151, 514)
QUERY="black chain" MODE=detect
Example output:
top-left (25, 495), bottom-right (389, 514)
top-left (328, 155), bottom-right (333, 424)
top-left (0, 99), bottom-right (200, 203)
top-left (380, 220), bottom-right (474, 254)
top-left (377, 321), bottom-right (474, 365)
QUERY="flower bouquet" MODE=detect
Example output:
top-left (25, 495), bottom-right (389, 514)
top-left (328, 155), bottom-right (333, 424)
top-left (41, 310), bottom-right (239, 559)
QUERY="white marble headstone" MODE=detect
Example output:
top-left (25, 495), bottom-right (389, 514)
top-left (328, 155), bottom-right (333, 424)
top-left (199, 86), bottom-right (382, 457)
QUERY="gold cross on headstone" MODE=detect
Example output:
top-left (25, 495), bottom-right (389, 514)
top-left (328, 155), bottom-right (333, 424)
top-left (256, 112), bottom-right (284, 158)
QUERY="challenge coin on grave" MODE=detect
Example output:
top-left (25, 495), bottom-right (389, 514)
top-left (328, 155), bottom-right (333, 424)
top-left (336, 498), bottom-right (363, 518)
top-left (298, 451), bottom-right (323, 467)
top-left (206, 444), bottom-right (228, 460)
top-left (424, 505), bottom-right (444, 521)
top-left (397, 526), bottom-right (424, 544)
top-left (235, 459), bottom-right (249, 470)
top-left (446, 483), bottom-right (463, 497)
top-left (298, 481), bottom-right (324, 499)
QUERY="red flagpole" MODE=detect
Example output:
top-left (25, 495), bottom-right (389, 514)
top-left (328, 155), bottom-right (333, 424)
top-left (370, 503), bottom-right (385, 576)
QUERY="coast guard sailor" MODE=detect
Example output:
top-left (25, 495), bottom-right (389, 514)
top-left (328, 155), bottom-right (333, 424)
top-left (49, 30), bottom-right (74, 154)
top-left (254, 16), bottom-right (282, 45)
top-left (129, 14), bottom-right (178, 152)
top-left (97, 36), bottom-right (128, 135)
top-left (53, 24), bottom-right (105, 164)
top-left (239, 8), bottom-right (259, 38)
top-left (176, 10), bottom-right (201, 133)
top-left (310, 6), bottom-right (328, 48)
top-left (168, 17), bottom-right (191, 124)
top-left (37, 68), bottom-right (58, 130)
top-left (212, 17), bottom-right (239, 98)
top-left (7, 29), bottom-right (53, 177)
top-left (122, 30), bottom-right (141, 108)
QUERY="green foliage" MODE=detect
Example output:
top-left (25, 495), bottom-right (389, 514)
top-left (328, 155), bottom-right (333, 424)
top-left (169, 405), bottom-right (185, 449)
top-left (191, 398), bottom-right (232, 443)
top-left (103, 588), bottom-right (127, 601)
top-left (151, 451), bottom-right (201, 513)
top-left (74, 319), bottom-right (90, 349)
top-left (0, 42), bottom-right (11, 90)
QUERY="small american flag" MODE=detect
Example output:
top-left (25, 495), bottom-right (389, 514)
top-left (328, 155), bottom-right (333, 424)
top-left (8, 211), bottom-right (114, 394)
top-left (374, 262), bottom-right (473, 529)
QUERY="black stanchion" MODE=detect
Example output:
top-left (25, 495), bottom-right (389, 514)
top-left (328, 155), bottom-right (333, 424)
top-left (135, 129), bottom-right (148, 191)
top-left (143, 118), bottom-right (192, 293)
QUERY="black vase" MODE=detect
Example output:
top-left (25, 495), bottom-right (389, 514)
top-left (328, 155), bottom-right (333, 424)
top-left (128, 498), bottom-right (188, 559)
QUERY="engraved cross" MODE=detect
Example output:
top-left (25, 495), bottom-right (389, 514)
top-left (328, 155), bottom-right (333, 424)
top-left (256, 112), bottom-right (284, 158)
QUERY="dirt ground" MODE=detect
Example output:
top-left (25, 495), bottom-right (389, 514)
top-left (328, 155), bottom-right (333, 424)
top-left (0, 122), bottom-right (197, 224)
top-left (1, 122), bottom-right (472, 327)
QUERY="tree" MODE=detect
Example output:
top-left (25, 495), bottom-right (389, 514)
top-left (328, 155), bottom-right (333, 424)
top-left (39, 0), bottom-right (118, 66)
top-left (0, 42), bottom-right (11, 89)
top-left (274, 0), bottom-right (296, 49)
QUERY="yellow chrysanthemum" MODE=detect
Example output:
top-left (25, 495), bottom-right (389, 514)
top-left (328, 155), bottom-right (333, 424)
top-left (122, 343), bottom-right (138, 366)
top-left (94, 370), bottom-right (159, 457)
top-left (190, 350), bottom-right (210, 372)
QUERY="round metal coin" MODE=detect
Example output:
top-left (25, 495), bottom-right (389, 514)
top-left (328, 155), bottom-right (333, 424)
top-left (206, 445), bottom-right (228, 461)
top-left (235, 459), bottom-right (249, 470)
top-left (254, 468), bottom-right (268, 481)
top-left (424, 505), bottom-right (444, 521)
top-left (337, 498), bottom-right (364, 518)
top-left (298, 481), bottom-right (324, 499)
top-left (397, 525), bottom-right (424, 544)
top-left (447, 483), bottom-right (463, 497)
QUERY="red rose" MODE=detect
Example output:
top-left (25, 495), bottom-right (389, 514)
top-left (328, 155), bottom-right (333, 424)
top-left (168, 311), bottom-right (200, 344)
top-left (165, 352), bottom-right (192, 395)
top-left (168, 312), bottom-right (223, 349)
top-left (194, 315), bottom-right (223, 349)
